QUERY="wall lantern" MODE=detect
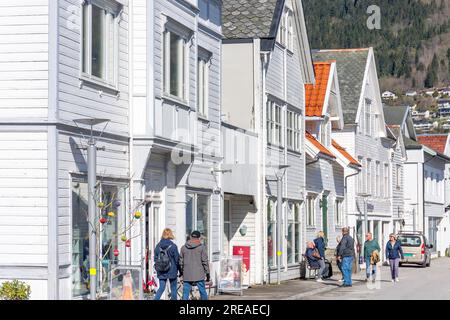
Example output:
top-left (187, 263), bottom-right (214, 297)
top-left (239, 225), bottom-right (248, 237)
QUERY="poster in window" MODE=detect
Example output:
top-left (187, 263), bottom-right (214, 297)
top-left (109, 266), bottom-right (143, 300)
top-left (218, 256), bottom-right (243, 293)
top-left (233, 246), bottom-right (250, 287)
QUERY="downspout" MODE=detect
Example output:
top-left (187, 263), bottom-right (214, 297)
top-left (344, 169), bottom-right (361, 228)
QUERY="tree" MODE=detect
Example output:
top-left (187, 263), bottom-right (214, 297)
top-left (424, 54), bottom-right (439, 88)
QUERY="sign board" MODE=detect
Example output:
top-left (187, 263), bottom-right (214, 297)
top-left (218, 256), bottom-right (243, 295)
top-left (109, 265), bottom-right (143, 300)
top-left (233, 246), bottom-right (250, 287)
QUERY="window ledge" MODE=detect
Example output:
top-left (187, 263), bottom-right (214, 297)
top-left (198, 114), bottom-right (210, 123)
top-left (162, 94), bottom-right (192, 110)
top-left (79, 76), bottom-right (119, 96)
top-left (306, 226), bottom-right (316, 229)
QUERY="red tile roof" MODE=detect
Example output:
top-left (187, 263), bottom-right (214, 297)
top-left (305, 131), bottom-right (335, 159)
top-left (417, 135), bottom-right (448, 154)
top-left (305, 62), bottom-right (334, 117)
top-left (332, 140), bottom-right (361, 167)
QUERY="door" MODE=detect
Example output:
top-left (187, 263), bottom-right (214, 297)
top-left (223, 199), bottom-right (231, 257)
top-left (145, 203), bottom-right (161, 280)
top-left (321, 194), bottom-right (328, 240)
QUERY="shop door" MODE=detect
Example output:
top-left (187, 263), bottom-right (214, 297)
top-left (145, 203), bottom-right (161, 278)
top-left (321, 194), bottom-right (328, 240)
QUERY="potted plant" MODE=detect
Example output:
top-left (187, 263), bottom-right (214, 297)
top-left (0, 280), bottom-right (31, 300)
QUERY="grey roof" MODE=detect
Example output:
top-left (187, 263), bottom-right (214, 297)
top-left (403, 135), bottom-right (422, 150)
top-left (383, 105), bottom-right (409, 126)
top-left (313, 49), bottom-right (370, 125)
top-left (387, 126), bottom-right (401, 140)
top-left (222, 0), bottom-right (283, 40)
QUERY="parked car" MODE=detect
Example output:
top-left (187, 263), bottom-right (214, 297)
top-left (397, 232), bottom-right (433, 268)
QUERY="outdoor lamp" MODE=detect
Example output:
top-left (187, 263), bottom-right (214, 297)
top-left (239, 225), bottom-right (248, 236)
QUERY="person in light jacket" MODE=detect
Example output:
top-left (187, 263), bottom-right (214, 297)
top-left (386, 234), bottom-right (404, 283)
top-left (180, 231), bottom-right (210, 300)
top-left (363, 232), bottom-right (380, 282)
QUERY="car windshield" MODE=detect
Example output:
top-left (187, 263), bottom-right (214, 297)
top-left (398, 235), bottom-right (421, 247)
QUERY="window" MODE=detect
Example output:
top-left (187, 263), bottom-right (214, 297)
top-left (267, 101), bottom-right (282, 146)
top-left (384, 164), bottom-right (390, 198)
top-left (186, 193), bottom-right (210, 250)
top-left (277, 9), bottom-right (294, 50)
top-left (376, 161), bottom-right (380, 197)
top-left (334, 199), bottom-right (344, 227)
top-left (197, 51), bottom-right (210, 117)
top-left (396, 164), bottom-right (401, 189)
top-left (163, 24), bottom-right (189, 100)
top-left (287, 110), bottom-right (301, 151)
top-left (82, 0), bottom-right (120, 86)
top-left (287, 12), bottom-right (294, 51)
top-left (71, 180), bottom-right (127, 298)
top-left (366, 159), bottom-right (372, 194)
top-left (267, 199), bottom-right (276, 267)
top-left (365, 99), bottom-right (372, 136)
top-left (294, 203), bottom-right (301, 263)
top-left (287, 203), bottom-right (294, 265)
top-left (199, 0), bottom-right (221, 26)
top-left (358, 156), bottom-right (364, 193)
top-left (306, 196), bottom-right (316, 227)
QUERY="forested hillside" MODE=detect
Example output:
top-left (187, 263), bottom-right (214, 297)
top-left (303, 0), bottom-right (450, 91)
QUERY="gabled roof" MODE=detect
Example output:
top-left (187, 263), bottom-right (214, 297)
top-left (222, 0), bottom-right (283, 40)
top-left (417, 134), bottom-right (448, 154)
top-left (305, 131), bottom-right (335, 159)
top-left (331, 140), bottom-right (361, 168)
top-left (312, 48), bottom-right (370, 125)
top-left (305, 61), bottom-right (333, 117)
top-left (383, 106), bottom-right (409, 127)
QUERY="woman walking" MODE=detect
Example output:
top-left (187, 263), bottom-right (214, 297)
top-left (154, 228), bottom-right (180, 300)
top-left (385, 234), bottom-right (404, 283)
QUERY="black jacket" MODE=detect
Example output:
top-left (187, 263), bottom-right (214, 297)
top-left (337, 234), bottom-right (355, 258)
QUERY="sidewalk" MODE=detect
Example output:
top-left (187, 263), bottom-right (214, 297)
top-left (211, 272), bottom-right (368, 300)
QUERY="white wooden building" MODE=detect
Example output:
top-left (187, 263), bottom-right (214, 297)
top-left (221, 0), bottom-right (315, 284)
top-left (314, 48), bottom-right (394, 254)
top-left (0, 0), bottom-right (130, 300)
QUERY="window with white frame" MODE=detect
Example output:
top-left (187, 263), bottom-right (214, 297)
top-left (197, 49), bottom-right (210, 117)
top-left (82, 0), bottom-right (121, 86)
top-left (384, 163), bottom-right (390, 198)
top-left (366, 159), bottom-right (372, 194)
top-left (286, 202), bottom-right (302, 265)
top-left (376, 161), bottom-right (380, 197)
top-left (365, 99), bottom-right (372, 136)
top-left (358, 156), bottom-right (364, 193)
top-left (267, 101), bottom-right (282, 146)
top-left (306, 196), bottom-right (316, 227)
top-left (277, 8), bottom-right (294, 49)
top-left (267, 199), bottom-right (276, 267)
top-left (163, 22), bottom-right (190, 100)
top-left (287, 11), bottom-right (294, 51)
top-left (334, 199), bottom-right (344, 227)
top-left (287, 110), bottom-right (301, 151)
top-left (186, 193), bottom-right (210, 251)
top-left (396, 164), bottom-right (401, 189)
top-left (294, 203), bottom-right (301, 263)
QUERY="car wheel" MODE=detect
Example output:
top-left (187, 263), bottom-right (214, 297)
top-left (421, 259), bottom-right (427, 268)
top-left (399, 262), bottom-right (403, 267)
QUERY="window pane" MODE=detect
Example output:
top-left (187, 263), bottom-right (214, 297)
top-left (209, 0), bottom-right (221, 25)
top-left (197, 195), bottom-right (209, 250)
top-left (186, 194), bottom-right (194, 241)
top-left (170, 33), bottom-right (184, 98)
top-left (199, 0), bottom-right (208, 20)
top-left (287, 223), bottom-right (294, 264)
top-left (72, 181), bottom-right (89, 297)
top-left (82, 5), bottom-right (89, 73)
top-left (91, 5), bottom-right (105, 79)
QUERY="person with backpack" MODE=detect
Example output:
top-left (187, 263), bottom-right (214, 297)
top-left (363, 232), bottom-right (380, 282)
top-left (153, 228), bottom-right (180, 300)
top-left (180, 231), bottom-right (210, 300)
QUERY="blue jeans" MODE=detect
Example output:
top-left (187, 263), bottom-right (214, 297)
top-left (182, 281), bottom-right (208, 300)
top-left (341, 256), bottom-right (353, 286)
top-left (154, 278), bottom-right (178, 300)
top-left (365, 257), bottom-right (377, 278)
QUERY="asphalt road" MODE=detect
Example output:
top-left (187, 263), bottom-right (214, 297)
top-left (302, 257), bottom-right (450, 300)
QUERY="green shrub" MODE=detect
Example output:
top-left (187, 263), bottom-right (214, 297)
top-left (0, 280), bottom-right (31, 300)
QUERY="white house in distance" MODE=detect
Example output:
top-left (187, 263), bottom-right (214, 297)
top-left (314, 48), bottom-right (393, 254)
top-left (0, 0), bottom-right (130, 300)
top-left (221, 0), bottom-right (315, 284)
top-left (382, 91), bottom-right (398, 100)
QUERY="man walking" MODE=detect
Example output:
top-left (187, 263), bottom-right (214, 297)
top-left (180, 231), bottom-right (210, 300)
top-left (336, 227), bottom-right (355, 287)
top-left (363, 232), bottom-right (380, 282)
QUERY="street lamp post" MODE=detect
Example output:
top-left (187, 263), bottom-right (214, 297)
top-left (74, 119), bottom-right (110, 300)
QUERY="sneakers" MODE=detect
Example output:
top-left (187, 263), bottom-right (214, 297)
top-left (391, 279), bottom-right (395, 283)
top-left (316, 278), bottom-right (324, 283)
top-left (338, 279), bottom-right (344, 283)
top-left (395, 278), bottom-right (400, 282)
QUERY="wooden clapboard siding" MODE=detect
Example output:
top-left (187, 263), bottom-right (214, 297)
top-left (0, 0), bottom-right (49, 119)
top-left (0, 131), bottom-right (48, 265)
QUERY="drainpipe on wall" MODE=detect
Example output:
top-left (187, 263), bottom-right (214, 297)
top-left (344, 169), bottom-right (361, 227)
